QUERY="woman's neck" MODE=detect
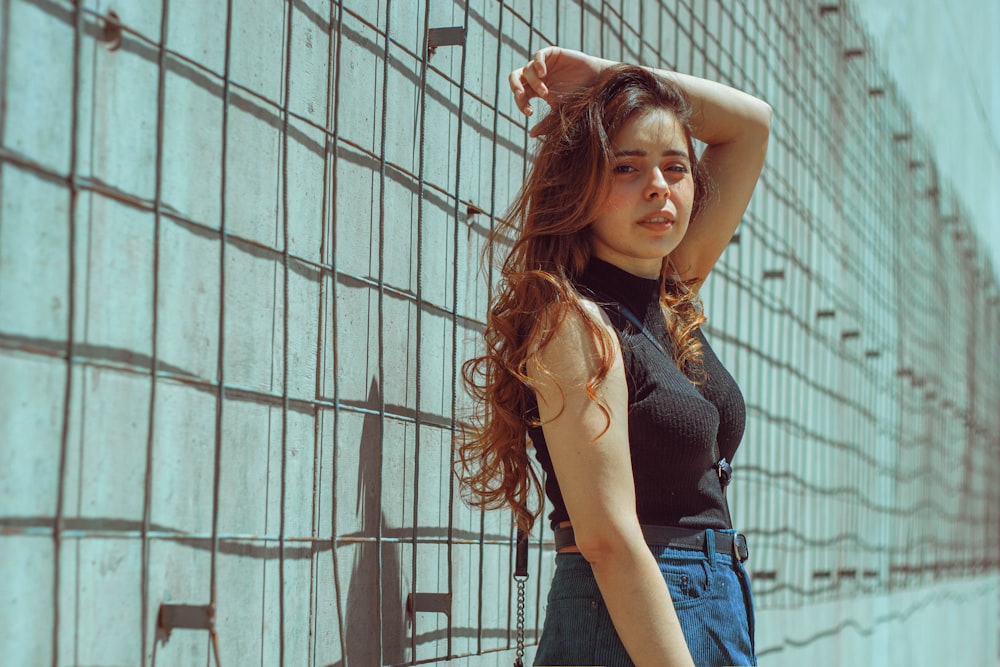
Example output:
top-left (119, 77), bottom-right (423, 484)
top-left (589, 249), bottom-right (663, 279)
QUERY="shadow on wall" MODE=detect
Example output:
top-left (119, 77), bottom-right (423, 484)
top-left (331, 378), bottom-right (405, 666)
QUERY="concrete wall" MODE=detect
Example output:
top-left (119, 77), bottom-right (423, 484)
top-left (854, 0), bottom-right (1000, 284)
top-left (1, 1), bottom-right (998, 666)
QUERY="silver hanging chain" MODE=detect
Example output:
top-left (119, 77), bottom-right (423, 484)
top-left (514, 574), bottom-right (528, 666)
top-left (514, 528), bottom-right (529, 667)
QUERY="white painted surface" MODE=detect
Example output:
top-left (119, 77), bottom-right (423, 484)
top-left (855, 0), bottom-right (1000, 277)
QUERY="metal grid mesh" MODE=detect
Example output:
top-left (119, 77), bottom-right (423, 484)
top-left (0, 0), bottom-right (998, 665)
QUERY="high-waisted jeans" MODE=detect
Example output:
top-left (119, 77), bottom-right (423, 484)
top-left (533, 529), bottom-right (757, 667)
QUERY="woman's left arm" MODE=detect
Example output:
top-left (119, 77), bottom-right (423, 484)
top-left (655, 69), bottom-right (772, 284)
top-left (511, 47), bottom-right (772, 284)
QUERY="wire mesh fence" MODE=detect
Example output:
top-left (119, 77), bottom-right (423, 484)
top-left (1, 0), bottom-right (998, 665)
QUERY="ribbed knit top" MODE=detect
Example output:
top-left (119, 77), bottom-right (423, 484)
top-left (527, 258), bottom-right (746, 529)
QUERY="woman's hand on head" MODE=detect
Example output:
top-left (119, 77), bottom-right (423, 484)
top-left (508, 47), bottom-right (612, 124)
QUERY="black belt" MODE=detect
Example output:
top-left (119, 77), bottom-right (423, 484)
top-left (553, 524), bottom-right (749, 562)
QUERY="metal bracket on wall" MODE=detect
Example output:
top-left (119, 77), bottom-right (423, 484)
top-left (406, 592), bottom-right (452, 619)
top-left (157, 603), bottom-right (223, 664)
top-left (157, 603), bottom-right (214, 638)
top-left (426, 26), bottom-right (466, 59)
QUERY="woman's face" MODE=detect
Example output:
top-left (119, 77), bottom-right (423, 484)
top-left (589, 108), bottom-right (695, 278)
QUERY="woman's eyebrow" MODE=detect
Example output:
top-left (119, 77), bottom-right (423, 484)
top-left (612, 148), bottom-right (690, 158)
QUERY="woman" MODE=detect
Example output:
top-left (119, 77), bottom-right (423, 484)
top-left (458, 47), bottom-right (771, 667)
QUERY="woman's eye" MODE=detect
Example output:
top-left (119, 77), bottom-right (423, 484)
top-left (666, 163), bottom-right (690, 174)
top-left (613, 164), bottom-right (637, 174)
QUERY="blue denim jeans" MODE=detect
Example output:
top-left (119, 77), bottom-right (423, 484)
top-left (533, 529), bottom-right (756, 667)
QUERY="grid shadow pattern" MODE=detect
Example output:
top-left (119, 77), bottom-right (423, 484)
top-left (0, 0), bottom-right (998, 665)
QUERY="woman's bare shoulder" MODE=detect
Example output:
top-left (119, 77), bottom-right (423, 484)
top-left (528, 295), bottom-right (621, 387)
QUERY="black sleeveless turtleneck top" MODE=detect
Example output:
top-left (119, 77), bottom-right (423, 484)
top-left (527, 258), bottom-right (746, 529)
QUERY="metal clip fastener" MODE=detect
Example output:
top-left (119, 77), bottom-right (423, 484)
top-left (716, 458), bottom-right (733, 487)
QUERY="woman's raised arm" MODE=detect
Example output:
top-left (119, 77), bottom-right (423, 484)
top-left (510, 46), bottom-right (772, 285)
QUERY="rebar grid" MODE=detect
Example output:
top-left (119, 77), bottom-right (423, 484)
top-left (1, 0), bottom-right (998, 665)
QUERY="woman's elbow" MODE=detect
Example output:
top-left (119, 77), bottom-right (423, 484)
top-left (758, 99), bottom-right (773, 125)
top-left (573, 523), bottom-right (643, 566)
top-left (744, 101), bottom-right (772, 157)
top-left (752, 100), bottom-right (773, 138)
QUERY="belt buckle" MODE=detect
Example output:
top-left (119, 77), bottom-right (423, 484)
top-left (733, 533), bottom-right (749, 562)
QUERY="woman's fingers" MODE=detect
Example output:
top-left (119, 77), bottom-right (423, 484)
top-left (531, 48), bottom-right (551, 78)
top-left (509, 48), bottom-right (560, 117)
top-left (509, 69), bottom-right (549, 116)
top-left (508, 69), bottom-right (532, 115)
top-left (522, 63), bottom-right (549, 100)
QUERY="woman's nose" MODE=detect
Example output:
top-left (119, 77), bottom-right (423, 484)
top-left (646, 168), bottom-right (670, 199)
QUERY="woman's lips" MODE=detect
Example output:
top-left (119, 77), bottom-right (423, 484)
top-left (638, 216), bottom-right (675, 231)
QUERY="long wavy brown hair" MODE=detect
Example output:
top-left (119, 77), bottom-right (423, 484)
top-left (456, 65), bottom-right (712, 534)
